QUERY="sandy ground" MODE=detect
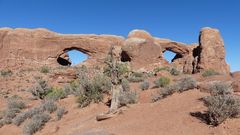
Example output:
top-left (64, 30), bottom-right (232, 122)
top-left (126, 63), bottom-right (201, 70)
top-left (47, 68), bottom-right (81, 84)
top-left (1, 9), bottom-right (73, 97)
top-left (2, 90), bottom-right (240, 135)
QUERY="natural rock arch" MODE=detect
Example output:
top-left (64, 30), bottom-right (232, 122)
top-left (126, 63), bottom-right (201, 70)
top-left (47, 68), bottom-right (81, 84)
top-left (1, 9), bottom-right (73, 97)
top-left (57, 47), bottom-right (90, 66)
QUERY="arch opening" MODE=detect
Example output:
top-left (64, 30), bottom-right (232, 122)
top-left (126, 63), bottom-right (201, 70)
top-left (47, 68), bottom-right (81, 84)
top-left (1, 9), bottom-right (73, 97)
top-left (57, 49), bottom-right (88, 66)
top-left (121, 51), bottom-right (131, 62)
top-left (163, 50), bottom-right (178, 63)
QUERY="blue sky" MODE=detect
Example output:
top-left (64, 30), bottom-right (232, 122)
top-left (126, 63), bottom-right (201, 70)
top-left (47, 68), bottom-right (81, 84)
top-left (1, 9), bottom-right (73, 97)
top-left (0, 0), bottom-right (239, 71)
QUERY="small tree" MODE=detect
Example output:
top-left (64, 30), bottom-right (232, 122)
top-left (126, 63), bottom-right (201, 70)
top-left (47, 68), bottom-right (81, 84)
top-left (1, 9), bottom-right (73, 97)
top-left (104, 45), bottom-right (125, 112)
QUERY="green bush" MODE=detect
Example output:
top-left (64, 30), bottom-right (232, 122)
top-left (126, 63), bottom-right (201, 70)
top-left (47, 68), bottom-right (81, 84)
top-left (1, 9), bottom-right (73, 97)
top-left (104, 62), bottom-right (129, 77)
top-left (119, 91), bottom-right (138, 106)
top-left (40, 66), bottom-right (50, 73)
top-left (202, 69), bottom-right (220, 77)
top-left (154, 77), bottom-right (170, 88)
top-left (140, 80), bottom-right (150, 90)
top-left (46, 87), bottom-right (67, 100)
top-left (76, 73), bottom-right (111, 108)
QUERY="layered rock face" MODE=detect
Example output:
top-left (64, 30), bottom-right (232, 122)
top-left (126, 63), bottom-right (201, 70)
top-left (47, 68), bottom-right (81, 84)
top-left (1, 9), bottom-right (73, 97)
top-left (0, 27), bottom-right (230, 74)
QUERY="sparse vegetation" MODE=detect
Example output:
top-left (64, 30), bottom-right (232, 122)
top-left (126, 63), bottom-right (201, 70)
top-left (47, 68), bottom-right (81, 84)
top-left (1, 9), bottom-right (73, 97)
top-left (128, 72), bottom-right (146, 83)
top-left (140, 80), bottom-right (150, 90)
top-left (153, 67), bottom-right (169, 74)
top-left (42, 100), bottom-right (58, 113)
top-left (152, 76), bottom-right (197, 102)
top-left (46, 87), bottom-right (67, 100)
top-left (0, 69), bottom-right (12, 77)
top-left (0, 96), bottom-right (25, 126)
top-left (23, 113), bottom-right (51, 135)
top-left (170, 67), bottom-right (180, 76)
top-left (119, 91), bottom-right (138, 106)
top-left (202, 69), bottom-right (220, 77)
top-left (121, 78), bottom-right (130, 91)
top-left (154, 77), bottom-right (170, 88)
top-left (76, 72), bottom-right (111, 108)
top-left (201, 82), bottom-right (240, 126)
top-left (13, 105), bottom-right (45, 126)
top-left (29, 78), bottom-right (50, 99)
top-left (56, 107), bottom-right (66, 120)
top-left (40, 65), bottom-right (50, 73)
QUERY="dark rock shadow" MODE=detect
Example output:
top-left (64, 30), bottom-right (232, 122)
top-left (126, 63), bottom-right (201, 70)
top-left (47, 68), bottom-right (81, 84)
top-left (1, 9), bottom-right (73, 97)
top-left (190, 111), bottom-right (211, 125)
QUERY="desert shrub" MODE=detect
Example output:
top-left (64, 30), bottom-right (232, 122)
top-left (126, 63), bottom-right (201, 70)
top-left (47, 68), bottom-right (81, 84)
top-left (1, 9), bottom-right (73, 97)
top-left (203, 95), bottom-right (240, 126)
top-left (0, 119), bottom-right (4, 128)
top-left (29, 79), bottom-right (50, 99)
top-left (56, 107), bottom-right (66, 120)
top-left (76, 72), bottom-right (111, 108)
top-left (153, 67), bottom-right (169, 73)
top-left (23, 113), bottom-right (51, 135)
top-left (170, 67), bottom-right (180, 76)
top-left (128, 72), bottom-right (145, 82)
top-left (64, 80), bottom-right (84, 96)
top-left (202, 69), bottom-right (220, 77)
top-left (91, 73), bottom-right (112, 94)
top-left (77, 95), bottom-right (92, 108)
top-left (201, 82), bottom-right (240, 126)
top-left (13, 106), bottom-right (45, 126)
top-left (42, 100), bottom-right (57, 113)
top-left (0, 69), bottom-right (12, 77)
top-left (154, 77), bottom-right (170, 88)
top-left (40, 66), bottom-right (50, 73)
top-left (176, 76), bottom-right (197, 92)
top-left (7, 96), bottom-right (26, 110)
top-left (104, 59), bottom-right (130, 77)
top-left (46, 87), bottom-right (67, 100)
top-left (0, 96), bottom-right (26, 126)
top-left (152, 85), bottom-right (177, 102)
top-left (140, 80), bottom-right (150, 90)
top-left (119, 91), bottom-right (138, 106)
top-left (209, 82), bottom-right (233, 96)
top-left (121, 78), bottom-right (130, 91)
top-left (152, 76), bottom-right (197, 102)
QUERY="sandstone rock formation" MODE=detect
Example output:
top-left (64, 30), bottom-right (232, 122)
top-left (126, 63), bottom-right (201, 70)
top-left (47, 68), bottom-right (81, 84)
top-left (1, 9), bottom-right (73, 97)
top-left (0, 27), bottom-right (230, 74)
top-left (0, 28), bottom-right (124, 68)
top-left (197, 27), bottom-right (230, 74)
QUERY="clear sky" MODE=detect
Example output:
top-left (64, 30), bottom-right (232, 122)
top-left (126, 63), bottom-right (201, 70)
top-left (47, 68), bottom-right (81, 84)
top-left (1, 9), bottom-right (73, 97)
top-left (0, 0), bottom-right (239, 71)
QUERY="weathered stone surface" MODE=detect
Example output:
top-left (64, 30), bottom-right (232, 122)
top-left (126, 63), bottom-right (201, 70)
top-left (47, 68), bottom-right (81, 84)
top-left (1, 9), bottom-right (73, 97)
top-left (197, 27), bottom-right (230, 74)
top-left (0, 28), bottom-right (124, 69)
top-left (121, 30), bottom-right (163, 69)
top-left (0, 27), bottom-right (231, 74)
